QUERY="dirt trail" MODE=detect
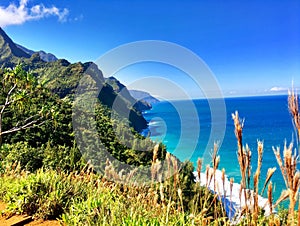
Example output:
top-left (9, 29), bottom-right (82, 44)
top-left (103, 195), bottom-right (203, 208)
top-left (0, 201), bottom-right (60, 226)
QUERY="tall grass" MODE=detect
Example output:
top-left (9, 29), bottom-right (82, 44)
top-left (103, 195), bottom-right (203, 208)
top-left (0, 165), bottom-right (226, 225)
top-left (229, 89), bottom-right (300, 225)
top-left (288, 88), bottom-right (300, 143)
top-left (270, 87), bottom-right (300, 225)
top-left (0, 90), bottom-right (300, 225)
top-left (232, 112), bottom-right (277, 224)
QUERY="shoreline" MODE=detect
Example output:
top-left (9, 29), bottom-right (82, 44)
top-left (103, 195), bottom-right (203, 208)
top-left (193, 168), bottom-right (273, 220)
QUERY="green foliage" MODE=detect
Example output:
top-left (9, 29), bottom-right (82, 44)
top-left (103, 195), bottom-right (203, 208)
top-left (277, 205), bottom-right (289, 225)
top-left (0, 141), bottom-right (85, 173)
top-left (0, 168), bottom-right (214, 225)
top-left (11, 97), bottom-right (74, 147)
top-left (42, 142), bottom-right (85, 171)
top-left (0, 169), bottom-right (89, 219)
top-left (73, 100), bottom-right (160, 177)
top-left (0, 65), bottom-right (60, 145)
top-left (29, 59), bottom-right (147, 131)
top-left (0, 142), bottom-right (43, 172)
top-left (0, 65), bottom-right (159, 176)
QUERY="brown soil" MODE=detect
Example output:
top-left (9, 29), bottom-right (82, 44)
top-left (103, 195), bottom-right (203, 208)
top-left (0, 201), bottom-right (61, 226)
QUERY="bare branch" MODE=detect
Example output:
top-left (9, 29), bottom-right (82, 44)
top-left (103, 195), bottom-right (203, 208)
top-left (15, 114), bottom-right (41, 127)
top-left (0, 83), bottom-right (17, 115)
top-left (0, 117), bottom-right (47, 135)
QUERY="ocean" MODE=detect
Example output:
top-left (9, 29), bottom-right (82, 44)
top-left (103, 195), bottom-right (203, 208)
top-left (142, 95), bottom-right (299, 202)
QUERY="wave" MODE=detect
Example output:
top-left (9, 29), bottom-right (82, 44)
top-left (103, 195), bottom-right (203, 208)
top-left (148, 121), bottom-right (161, 126)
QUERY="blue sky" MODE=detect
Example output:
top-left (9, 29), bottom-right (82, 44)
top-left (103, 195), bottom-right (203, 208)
top-left (1, 0), bottom-right (300, 98)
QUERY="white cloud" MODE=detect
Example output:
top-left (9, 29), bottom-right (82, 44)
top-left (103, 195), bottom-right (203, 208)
top-left (269, 86), bottom-right (287, 92)
top-left (0, 0), bottom-right (69, 27)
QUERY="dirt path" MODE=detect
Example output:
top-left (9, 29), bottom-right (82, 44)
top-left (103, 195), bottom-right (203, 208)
top-left (0, 201), bottom-right (61, 226)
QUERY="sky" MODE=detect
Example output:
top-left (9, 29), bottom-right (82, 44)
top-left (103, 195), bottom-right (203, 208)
top-left (0, 0), bottom-right (300, 98)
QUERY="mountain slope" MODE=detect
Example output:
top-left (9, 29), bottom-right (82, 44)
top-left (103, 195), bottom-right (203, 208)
top-left (16, 44), bottom-right (58, 62)
top-left (0, 27), bottom-right (30, 65)
top-left (0, 28), bottom-right (147, 132)
top-left (105, 77), bottom-right (152, 112)
top-left (129, 90), bottom-right (160, 105)
top-left (31, 60), bottom-right (148, 131)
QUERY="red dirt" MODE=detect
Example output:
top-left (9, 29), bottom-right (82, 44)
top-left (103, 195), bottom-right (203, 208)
top-left (0, 201), bottom-right (61, 226)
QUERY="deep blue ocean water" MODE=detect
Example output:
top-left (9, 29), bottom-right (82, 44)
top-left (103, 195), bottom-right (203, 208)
top-left (142, 95), bottom-right (299, 202)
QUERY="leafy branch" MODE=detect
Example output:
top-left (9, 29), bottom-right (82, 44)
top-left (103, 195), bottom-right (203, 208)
top-left (0, 65), bottom-right (53, 145)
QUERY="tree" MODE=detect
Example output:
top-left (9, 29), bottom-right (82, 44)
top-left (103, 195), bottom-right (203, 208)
top-left (0, 65), bottom-right (54, 145)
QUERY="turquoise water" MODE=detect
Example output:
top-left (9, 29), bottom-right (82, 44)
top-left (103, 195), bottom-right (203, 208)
top-left (142, 95), bottom-right (299, 201)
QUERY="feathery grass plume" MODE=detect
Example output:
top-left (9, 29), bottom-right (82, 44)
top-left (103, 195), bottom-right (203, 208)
top-left (126, 168), bottom-right (138, 184)
top-left (288, 88), bottom-right (300, 143)
top-left (153, 143), bottom-right (159, 163)
top-left (217, 168), bottom-right (228, 223)
top-left (253, 141), bottom-right (264, 222)
top-left (245, 144), bottom-right (252, 188)
top-left (288, 88), bottom-right (300, 224)
top-left (153, 159), bottom-right (163, 182)
top-left (104, 158), bottom-right (120, 181)
top-left (212, 142), bottom-right (220, 170)
top-left (253, 171), bottom-right (259, 219)
top-left (284, 143), bottom-right (297, 188)
top-left (205, 165), bottom-right (210, 188)
top-left (79, 159), bottom-right (89, 176)
top-left (211, 142), bottom-right (220, 219)
top-left (274, 190), bottom-right (289, 208)
top-left (261, 167), bottom-right (276, 195)
top-left (268, 182), bottom-right (273, 214)
top-left (273, 146), bottom-right (286, 186)
top-left (212, 143), bottom-right (220, 192)
top-left (151, 144), bottom-right (160, 182)
top-left (273, 142), bottom-right (300, 224)
top-left (232, 111), bottom-right (246, 186)
top-left (177, 188), bottom-right (183, 207)
top-left (245, 145), bottom-right (253, 218)
top-left (9, 161), bottom-right (21, 175)
top-left (166, 152), bottom-right (171, 179)
top-left (197, 158), bottom-right (202, 182)
top-left (178, 188), bottom-right (184, 214)
top-left (171, 155), bottom-right (179, 189)
top-left (207, 167), bottom-right (214, 188)
top-left (254, 141), bottom-right (264, 196)
top-left (159, 183), bottom-right (166, 207)
top-left (232, 111), bottom-right (251, 216)
top-left (232, 112), bottom-right (245, 175)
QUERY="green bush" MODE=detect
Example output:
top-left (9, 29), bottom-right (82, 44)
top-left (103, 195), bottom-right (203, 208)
top-left (0, 141), bottom-right (84, 173)
top-left (0, 142), bottom-right (43, 172)
top-left (0, 169), bottom-right (89, 219)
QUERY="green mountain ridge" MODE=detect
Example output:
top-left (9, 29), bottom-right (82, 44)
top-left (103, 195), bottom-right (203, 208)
top-left (105, 77), bottom-right (152, 112)
top-left (0, 27), bottom-right (30, 67)
top-left (16, 44), bottom-right (58, 62)
top-left (0, 28), bottom-right (148, 132)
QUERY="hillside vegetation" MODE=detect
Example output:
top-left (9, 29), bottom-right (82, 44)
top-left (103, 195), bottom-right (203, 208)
top-left (0, 28), bottom-right (300, 225)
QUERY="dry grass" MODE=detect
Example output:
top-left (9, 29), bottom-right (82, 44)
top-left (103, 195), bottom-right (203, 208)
top-left (232, 112), bottom-right (279, 224)
top-left (232, 112), bottom-right (251, 218)
top-left (269, 87), bottom-right (300, 225)
top-left (273, 142), bottom-right (300, 224)
top-left (288, 88), bottom-right (300, 142)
